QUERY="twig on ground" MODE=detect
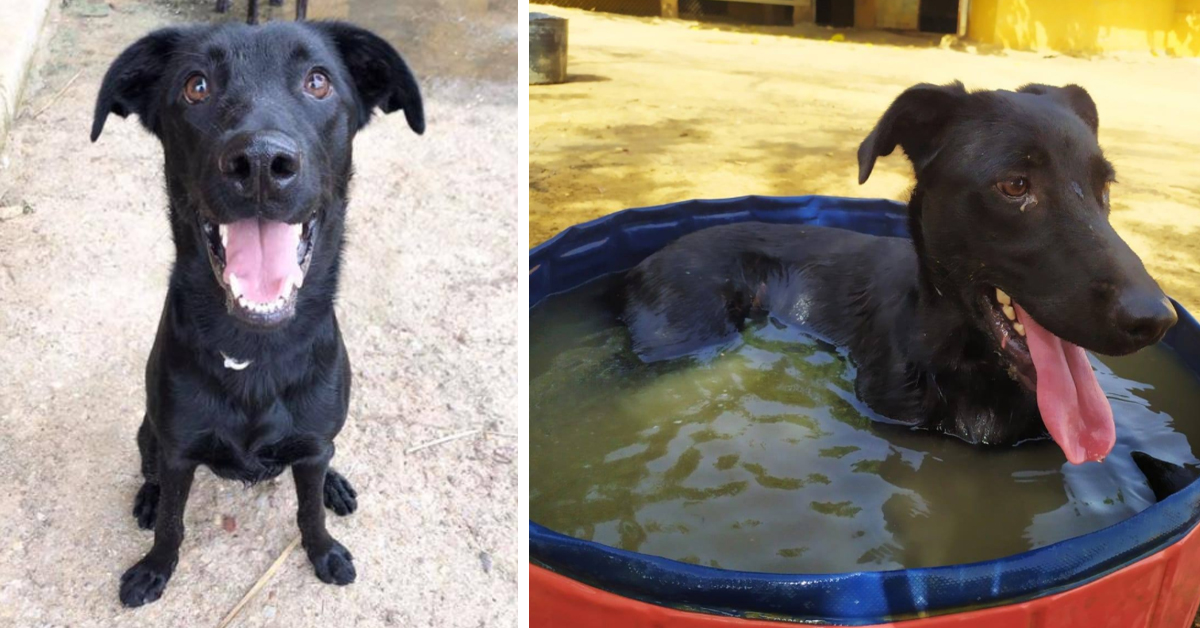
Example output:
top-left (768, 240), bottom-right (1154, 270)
top-left (406, 429), bottom-right (481, 454)
top-left (484, 431), bottom-right (517, 439)
top-left (217, 535), bottom-right (301, 628)
top-left (31, 70), bottom-right (83, 119)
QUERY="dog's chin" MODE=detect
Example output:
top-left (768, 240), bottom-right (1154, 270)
top-left (199, 214), bottom-right (317, 330)
top-left (978, 287), bottom-right (1036, 391)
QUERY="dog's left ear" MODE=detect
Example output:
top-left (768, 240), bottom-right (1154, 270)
top-left (313, 22), bottom-right (425, 134)
top-left (91, 28), bottom-right (187, 142)
top-left (1018, 83), bottom-right (1098, 136)
top-left (857, 82), bottom-right (966, 185)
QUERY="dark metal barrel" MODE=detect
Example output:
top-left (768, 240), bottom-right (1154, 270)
top-left (530, 13), bottom-right (568, 85)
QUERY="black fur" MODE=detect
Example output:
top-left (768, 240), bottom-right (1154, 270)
top-left (92, 21), bottom-right (423, 607)
top-left (1132, 451), bottom-right (1200, 502)
top-left (624, 82), bottom-right (1175, 447)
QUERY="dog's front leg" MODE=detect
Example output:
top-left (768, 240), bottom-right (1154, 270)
top-left (119, 459), bottom-right (196, 607)
top-left (294, 451), bottom-right (357, 585)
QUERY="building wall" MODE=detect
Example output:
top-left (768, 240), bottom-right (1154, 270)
top-left (875, 0), bottom-right (919, 28)
top-left (968, 0), bottom-right (1200, 57)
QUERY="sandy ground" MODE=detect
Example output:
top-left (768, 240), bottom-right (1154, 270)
top-left (530, 6), bottom-right (1200, 314)
top-left (0, 1), bottom-right (516, 626)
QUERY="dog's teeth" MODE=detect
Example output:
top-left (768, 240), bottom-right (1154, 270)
top-left (229, 274), bottom-right (243, 297)
top-left (291, 223), bottom-right (303, 240)
top-left (996, 288), bottom-right (1011, 305)
top-left (219, 224), bottom-right (229, 248)
top-left (1003, 305), bottom-right (1016, 321)
top-left (1014, 322), bottom-right (1026, 337)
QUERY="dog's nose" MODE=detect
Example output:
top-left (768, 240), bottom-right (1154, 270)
top-left (218, 131), bottom-right (302, 199)
top-left (1113, 291), bottom-right (1177, 349)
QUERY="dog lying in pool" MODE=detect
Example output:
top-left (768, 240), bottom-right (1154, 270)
top-left (623, 82), bottom-right (1176, 465)
top-left (91, 21), bottom-right (423, 606)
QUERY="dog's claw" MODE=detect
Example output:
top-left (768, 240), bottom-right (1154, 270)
top-left (309, 540), bottom-right (356, 585)
top-left (119, 558), bottom-right (173, 607)
top-left (323, 470), bottom-right (358, 516)
top-left (132, 482), bottom-right (160, 530)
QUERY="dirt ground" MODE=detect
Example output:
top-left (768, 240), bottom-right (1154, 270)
top-left (0, 0), bottom-right (516, 626)
top-left (530, 6), bottom-right (1200, 313)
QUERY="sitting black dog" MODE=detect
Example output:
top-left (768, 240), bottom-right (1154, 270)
top-left (91, 21), bottom-right (423, 607)
top-left (624, 83), bottom-right (1175, 465)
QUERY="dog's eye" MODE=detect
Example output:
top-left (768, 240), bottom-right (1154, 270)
top-left (997, 177), bottom-right (1029, 198)
top-left (183, 74), bottom-right (210, 104)
top-left (304, 70), bottom-right (332, 99)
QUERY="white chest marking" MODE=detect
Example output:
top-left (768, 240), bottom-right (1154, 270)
top-left (221, 351), bottom-right (253, 371)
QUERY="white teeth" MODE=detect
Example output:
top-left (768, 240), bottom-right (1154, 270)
top-left (291, 223), bottom-right (303, 240)
top-left (1013, 322), bottom-right (1026, 337)
top-left (996, 288), bottom-right (1011, 306)
top-left (219, 224), bottom-right (229, 249)
top-left (1003, 305), bottom-right (1016, 321)
top-left (228, 274), bottom-right (243, 297)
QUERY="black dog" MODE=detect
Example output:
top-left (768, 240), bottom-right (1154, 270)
top-left (91, 21), bottom-right (423, 607)
top-left (1132, 451), bottom-right (1200, 501)
top-left (624, 83), bottom-right (1175, 465)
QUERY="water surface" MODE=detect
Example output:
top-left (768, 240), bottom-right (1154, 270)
top-left (530, 275), bottom-right (1200, 573)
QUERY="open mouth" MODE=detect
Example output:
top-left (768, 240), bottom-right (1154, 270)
top-left (983, 287), bottom-right (1116, 464)
top-left (201, 214), bottom-right (316, 328)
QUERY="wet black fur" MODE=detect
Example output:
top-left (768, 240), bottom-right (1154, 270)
top-left (624, 82), bottom-right (1175, 448)
top-left (91, 21), bottom-right (423, 607)
top-left (1132, 451), bottom-right (1200, 502)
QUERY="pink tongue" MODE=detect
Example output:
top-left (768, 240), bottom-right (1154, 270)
top-left (1015, 304), bottom-right (1115, 465)
top-left (220, 218), bottom-right (302, 304)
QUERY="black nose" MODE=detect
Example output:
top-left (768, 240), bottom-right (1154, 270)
top-left (1113, 291), bottom-right (1177, 349)
top-left (218, 131), bottom-right (301, 199)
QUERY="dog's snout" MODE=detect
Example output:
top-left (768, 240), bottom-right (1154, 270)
top-left (218, 131), bottom-right (302, 199)
top-left (1112, 291), bottom-right (1177, 350)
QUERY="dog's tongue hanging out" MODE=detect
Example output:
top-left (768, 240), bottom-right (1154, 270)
top-left (221, 217), bottom-right (303, 304)
top-left (1014, 304), bottom-right (1115, 464)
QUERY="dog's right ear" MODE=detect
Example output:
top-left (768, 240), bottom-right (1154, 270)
top-left (857, 82), bottom-right (966, 185)
top-left (91, 28), bottom-right (185, 143)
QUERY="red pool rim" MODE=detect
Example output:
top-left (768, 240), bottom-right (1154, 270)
top-left (529, 195), bottom-right (1200, 625)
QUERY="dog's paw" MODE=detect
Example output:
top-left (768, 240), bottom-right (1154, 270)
top-left (309, 540), bottom-right (356, 585)
top-left (119, 557), bottom-right (174, 608)
top-left (132, 482), bottom-right (160, 530)
top-left (323, 470), bottom-right (358, 516)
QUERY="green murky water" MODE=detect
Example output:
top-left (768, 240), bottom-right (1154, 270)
top-left (530, 275), bottom-right (1200, 573)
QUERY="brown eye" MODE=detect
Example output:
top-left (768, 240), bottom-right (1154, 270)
top-left (183, 74), bottom-right (210, 104)
top-left (998, 176), bottom-right (1029, 198)
top-left (304, 70), bottom-right (331, 99)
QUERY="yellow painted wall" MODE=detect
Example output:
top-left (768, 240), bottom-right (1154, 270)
top-left (968, 0), bottom-right (1200, 57)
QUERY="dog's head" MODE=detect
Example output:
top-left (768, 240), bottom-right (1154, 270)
top-left (859, 82), bottom-right (1176, 464)
top-left (92, 21), bottom-right (423, 329)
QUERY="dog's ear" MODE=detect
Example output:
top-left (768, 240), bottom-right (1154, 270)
top-left (1018, 83), bottom-right (1098, 136)
top-left (857, 82), bottom-right (966, 185)
top-left (91, 28), bottom-right (186, 143)
top-left (313, 22), bottom-right (425, 134)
